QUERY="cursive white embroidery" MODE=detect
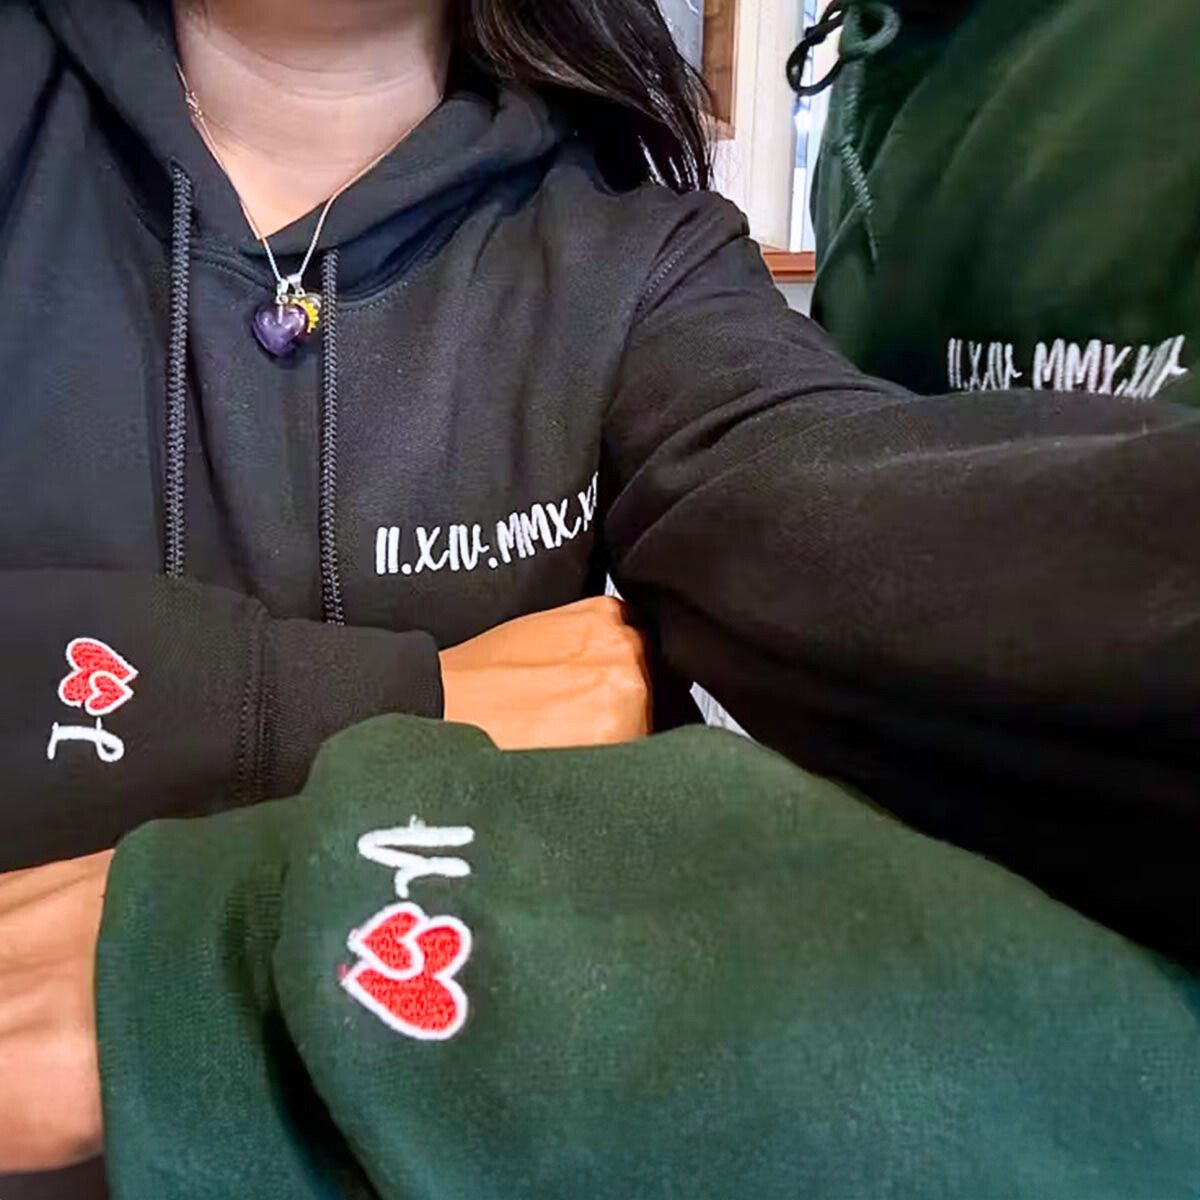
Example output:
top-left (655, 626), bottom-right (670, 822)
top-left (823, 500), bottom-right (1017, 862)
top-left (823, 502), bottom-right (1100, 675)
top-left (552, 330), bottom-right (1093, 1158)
top-left (46, 719), bottom-right (126, 764)
top-left (358, 819), bottom-right (476, 899)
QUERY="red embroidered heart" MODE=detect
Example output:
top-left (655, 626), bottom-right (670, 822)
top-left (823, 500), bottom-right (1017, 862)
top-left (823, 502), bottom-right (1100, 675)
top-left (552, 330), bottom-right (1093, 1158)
top-left (343, 902), bottom-right (471, 1040)
top-left (86, 672), bottom-right (132, 714)
top-left (58, 638), bottom-right (139, 717)
top-left (356, 907), bottom-right (421, 975)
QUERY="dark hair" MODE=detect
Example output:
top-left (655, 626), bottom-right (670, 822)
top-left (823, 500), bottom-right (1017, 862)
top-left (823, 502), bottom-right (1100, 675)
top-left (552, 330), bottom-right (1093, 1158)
top-left (457, 1), bottom-right (713, 191)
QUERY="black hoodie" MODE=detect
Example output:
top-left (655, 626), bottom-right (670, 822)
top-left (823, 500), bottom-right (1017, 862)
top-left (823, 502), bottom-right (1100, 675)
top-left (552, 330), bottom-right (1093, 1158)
top-left (1, 0), bottom-right (1198, 963)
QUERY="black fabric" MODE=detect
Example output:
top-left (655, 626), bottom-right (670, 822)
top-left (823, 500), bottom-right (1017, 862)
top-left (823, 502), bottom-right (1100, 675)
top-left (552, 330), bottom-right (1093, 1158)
top-left (165, 166), bottom-right (349, 620)
top-left (0, 0), bottom-right (1196, 973)
top-left (0, 572), bottom-right (440, 870)
top-left (603, 222), bottom-right (1200, 965)
top-left (3, 1160), bottom-right (109, 1200)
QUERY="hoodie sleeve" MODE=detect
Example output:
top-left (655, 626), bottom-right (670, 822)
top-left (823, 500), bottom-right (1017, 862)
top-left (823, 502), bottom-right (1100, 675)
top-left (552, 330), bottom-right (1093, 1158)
top-left (95, 717), bottom-right (1200, 1200)
top-left (602, 196), bottom-right (1200, 960)
top-left (0, 570), bottom-right (441, 870)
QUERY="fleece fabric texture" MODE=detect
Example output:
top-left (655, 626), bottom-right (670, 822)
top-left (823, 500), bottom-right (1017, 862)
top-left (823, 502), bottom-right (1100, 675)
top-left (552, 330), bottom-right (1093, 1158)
top-left (97, 717), bottom-right (1200, 1200)
top-left (2, 0), bottom-right (1200, 971)
top-left (812, 0), bottom-right (1200, 407)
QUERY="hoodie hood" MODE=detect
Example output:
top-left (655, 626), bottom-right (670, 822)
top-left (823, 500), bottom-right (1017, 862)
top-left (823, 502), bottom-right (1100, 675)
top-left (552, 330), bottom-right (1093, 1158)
top-left (30, 0), bottom-right (574, 621)
top-left (5, 0), bottom-right (647, 645)
top-left (36, 0), bottom-right (569, 277)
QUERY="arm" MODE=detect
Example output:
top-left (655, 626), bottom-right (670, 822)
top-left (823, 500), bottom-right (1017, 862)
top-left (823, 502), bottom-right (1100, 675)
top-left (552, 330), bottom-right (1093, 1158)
top-left (0, 570), bottom-right (441, 870)
top-left (1, 571), bottom-right (652, 870)
top-left (4, 718), bottom-right (1199, 1190)
top-left (603, 197), bottom-right (1200, 961)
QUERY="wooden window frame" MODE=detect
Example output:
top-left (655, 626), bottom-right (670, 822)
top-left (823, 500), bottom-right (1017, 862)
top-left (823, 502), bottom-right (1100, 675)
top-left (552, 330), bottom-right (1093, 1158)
top-left (703, 0), bottom-right (740, 138)
top-left (762, 248), bottom-right (816, 281)
top-left (699, 0), bottom-right (818, 279)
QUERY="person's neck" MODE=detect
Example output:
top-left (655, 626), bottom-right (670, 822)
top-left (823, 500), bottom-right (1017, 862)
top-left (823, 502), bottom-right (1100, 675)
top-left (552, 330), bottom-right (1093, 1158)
top-left (175, 0), bottom-right (450, 236)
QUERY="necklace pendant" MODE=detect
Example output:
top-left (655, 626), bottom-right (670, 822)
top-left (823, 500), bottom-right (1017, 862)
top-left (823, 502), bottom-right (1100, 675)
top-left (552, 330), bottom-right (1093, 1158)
top-left (252, 290), bottom-right (322, 359)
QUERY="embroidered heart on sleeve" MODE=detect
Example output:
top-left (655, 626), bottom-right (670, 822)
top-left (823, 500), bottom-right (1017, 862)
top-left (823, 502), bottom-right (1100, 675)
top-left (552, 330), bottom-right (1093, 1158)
top-left (58, 638), bottom-right (139, 717)
top-left (342, 902), bottom-right (472, 1041)
top-left (352, 905), bottom-right (422, 975)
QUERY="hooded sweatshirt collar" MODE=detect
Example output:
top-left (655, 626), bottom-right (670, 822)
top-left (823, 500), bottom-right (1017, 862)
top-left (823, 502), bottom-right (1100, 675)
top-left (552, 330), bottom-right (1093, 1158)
top-left (36, 0), bottom-right (569, 261)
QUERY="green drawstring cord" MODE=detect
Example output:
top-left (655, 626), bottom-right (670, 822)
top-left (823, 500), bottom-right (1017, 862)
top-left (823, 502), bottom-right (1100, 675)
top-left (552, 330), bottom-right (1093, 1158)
top-left (787, 0), bottom-right (902, 264)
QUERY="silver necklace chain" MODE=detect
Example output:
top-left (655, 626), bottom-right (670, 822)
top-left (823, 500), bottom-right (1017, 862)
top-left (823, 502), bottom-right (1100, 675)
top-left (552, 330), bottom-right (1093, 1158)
top-left (177, 64), bottom-right (436, 305)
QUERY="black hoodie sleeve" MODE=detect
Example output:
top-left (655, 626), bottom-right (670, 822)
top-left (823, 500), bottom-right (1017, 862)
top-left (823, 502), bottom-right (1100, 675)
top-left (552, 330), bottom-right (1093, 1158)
top-left (603, 197), bottom-right (1200, 961)
top-left (0, 570), bottom-right (442, 870)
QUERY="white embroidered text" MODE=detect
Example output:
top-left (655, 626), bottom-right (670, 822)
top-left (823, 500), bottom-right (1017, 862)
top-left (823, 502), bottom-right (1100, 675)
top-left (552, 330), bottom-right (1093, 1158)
top-left (947, 335), bottom-right (1189, 398)
top-left (375, 474), bottom-right (599, 577)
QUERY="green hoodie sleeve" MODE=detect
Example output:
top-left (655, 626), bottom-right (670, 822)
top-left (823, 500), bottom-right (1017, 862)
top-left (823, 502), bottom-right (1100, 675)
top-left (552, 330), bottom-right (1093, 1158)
top-left (96, 716), bottom-right (1200, 1199)
top-left (603, 195), bottom-right (1200, 966)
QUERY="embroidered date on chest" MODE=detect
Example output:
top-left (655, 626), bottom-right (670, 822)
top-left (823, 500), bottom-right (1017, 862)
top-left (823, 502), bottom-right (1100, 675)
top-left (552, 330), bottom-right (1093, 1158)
top-left (375, 474), bottom-right (598, 578)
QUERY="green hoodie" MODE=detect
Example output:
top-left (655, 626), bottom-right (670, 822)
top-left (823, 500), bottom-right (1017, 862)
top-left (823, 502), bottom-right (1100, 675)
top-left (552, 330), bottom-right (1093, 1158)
top-left (97, 717), bottom-right (1200, 1198)
top-left (812, 0), bottom-right (1199, 407)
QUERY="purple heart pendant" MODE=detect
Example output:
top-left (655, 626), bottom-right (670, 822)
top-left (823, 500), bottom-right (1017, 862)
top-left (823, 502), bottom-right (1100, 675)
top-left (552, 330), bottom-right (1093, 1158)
top-left (252, 301), bottom-right (310, 358)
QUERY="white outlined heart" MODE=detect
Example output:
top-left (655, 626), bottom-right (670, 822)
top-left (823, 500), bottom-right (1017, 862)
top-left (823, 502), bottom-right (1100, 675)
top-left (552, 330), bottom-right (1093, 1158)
top-left (342, 901), bottom-right (472, 1041)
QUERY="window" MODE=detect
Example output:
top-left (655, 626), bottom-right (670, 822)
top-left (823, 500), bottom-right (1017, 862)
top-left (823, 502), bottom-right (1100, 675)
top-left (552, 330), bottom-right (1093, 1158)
top-left (657, 0), bottom-right (706, 70)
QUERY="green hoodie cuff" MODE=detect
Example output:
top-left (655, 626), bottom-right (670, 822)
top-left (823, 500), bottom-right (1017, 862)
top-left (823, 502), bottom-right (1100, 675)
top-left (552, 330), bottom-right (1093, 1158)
top-left (95, 718), bottom-right (494, 1200)
top-left (95, 800), bottom-right (312, 1197)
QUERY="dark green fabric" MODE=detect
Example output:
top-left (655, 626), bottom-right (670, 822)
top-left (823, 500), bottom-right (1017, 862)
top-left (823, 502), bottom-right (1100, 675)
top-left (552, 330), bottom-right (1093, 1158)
top-left (98, 718), bottom-right (1200, 1198)
top-left (812, 0), bottom-right (1200, 407)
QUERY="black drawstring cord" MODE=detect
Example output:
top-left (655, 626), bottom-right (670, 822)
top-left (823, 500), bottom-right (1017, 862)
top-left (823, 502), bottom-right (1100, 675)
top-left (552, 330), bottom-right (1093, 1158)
top-left (787, 2), bottom-right (852, 96)
top-left (165, 165), bottom-right (193, 579)
top-left (165, 169), bottom-right (344, 622)
top-left (319, 249), bottom-right (346, 625)
top-left (788, 1), bottom-right (902, 265)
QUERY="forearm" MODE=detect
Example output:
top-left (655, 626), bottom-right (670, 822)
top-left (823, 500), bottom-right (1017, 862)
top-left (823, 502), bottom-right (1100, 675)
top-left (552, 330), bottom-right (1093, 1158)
top-left (604, 207), bottom-right (1200, 959)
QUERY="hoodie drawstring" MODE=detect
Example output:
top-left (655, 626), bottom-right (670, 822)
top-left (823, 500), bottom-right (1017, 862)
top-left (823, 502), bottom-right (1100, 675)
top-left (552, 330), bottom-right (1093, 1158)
top-left (164, 167), bottom-right (346, 625)
top-left (788, 0), bottom-right (902, 264)
top-left (165, 165), bottom-right (193, 579)
top-left (318, 249), bottom-right (346, 625)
